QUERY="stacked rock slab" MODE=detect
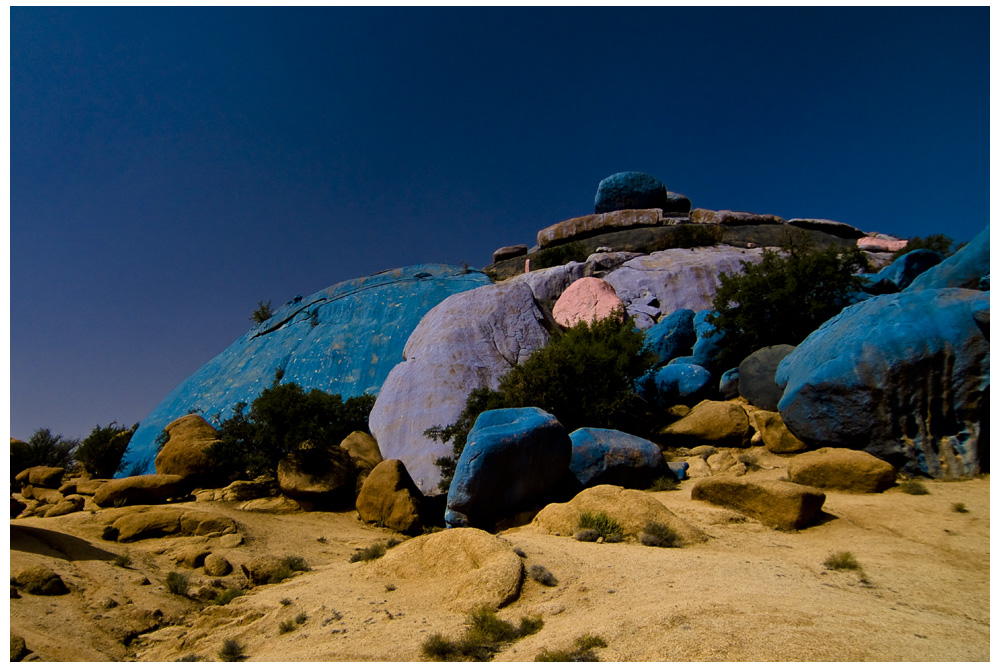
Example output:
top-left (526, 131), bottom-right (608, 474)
top-left (126, 264), bottom-right (492, 474)
top-left (594, 172), bottom-right (670, 214)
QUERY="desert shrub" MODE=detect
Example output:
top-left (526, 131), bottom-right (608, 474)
top-left (421, 606), bottom-right (544, 661)
top-left (528, 564), bottom-right (558, 587)
top-left (640, 224), bottom-right (725, 254)
top-left (112, 553), bottom-right (132, 568)
top-left (890, 233), bottom-right (956, 261)
top-left (218, 639), bottom-right (245, 662)
top-left (165, 571), bottom-right (189, 596)
top-left (250, 300), bottom-right (274, 324)
top-left (647, 475), bottom-right (679, 492)
top-left (282, 555), bottom-right (310, 572)
top-left (640, 522), bottom-right (681, 548)
top-left (348, 542), bottom-right (387, 563)
top-left (12, 428), bottom-right (78, 479)
top-left (513, 547), bottom-right (527, 558)
top-left (295, 612), bottom-right (308, 625)
top-left (536, 633), bottom-right (608, 661)
top-left (532, 241), bottom-right (589, 270)
top-left (74, 422), bottom-right (139, 478)
top-left (578, 511), bottom-right (624, 542)
top-left (708, 235), bottom-right (871, 367)
top-left (212, 588), bottom-right (244, 606)
top-left (823, 551), bottom-right (861, 571)
top-left (208, 372), bottom-right (376, 481)
top-left (174, 654), bottom-right (200, 662)
top-left (898, 479), bottom-right (930, 495)
top-left (278, 619), bottom-right (296, 634)
top-left (427, 311), bottom-right (657, 491)
top-left (953, 502), bottom-right (969, 513)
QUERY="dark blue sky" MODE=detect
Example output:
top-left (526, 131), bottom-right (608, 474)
top-left (9, 7), bottom-right (989, 442)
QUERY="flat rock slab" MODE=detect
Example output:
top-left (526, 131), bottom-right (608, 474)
top-left (538, 208), bottom-right (664, 248)
top-left (788, 447), bottom-right (896, 493)
top-left (93, 475), bottom-right (186, 507)
top-left (354, 527), bottom-right (524, 612)
top-left (690, 209), bottom-right (786, 226)
top-left (691, 478), bottom-right (826, 530)
top-left (531, 484), bottom-right (706, 545)
top-left (110, 506), bottom-right (237, 542)
top-left (786, 218), bottom-right (866, 239)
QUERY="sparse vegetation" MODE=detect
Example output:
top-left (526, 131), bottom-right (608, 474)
top-left (348, 542), bottom-right (388, 563)
top-left (11, 428), bottom-right (78, 480)
top-left (708, 234), bottom-right (871, 367)
top-left (250, 300), bottom-right (274, 324)
top-left (532, 241), bottom-right (589, 270)
top-left (513, 547), bottom-right (527, 559)
top-left (535, 633), bottom-right (608, 661)
top-left (824, 551), bottom-right (861, 571)
top-left (528, 564), bottom-right (558, 587)
top-left (295, 612), bottom-right (308, 625)
top-left (280, 598), bottom-right (293, 606)
top-left (112, 553), bottom-right (132, 568)
top-left (647, 475), bottom-right (679, 492)
top-left (211, 588), bottom-right (244, 606)
top-left (898, 479), bottom-right (930, 495)
top-left (74, 421), bottom-right (139, 478)
top-left (639, 224), bottom-right (725, 254)
top-left (428, 311), bottom-right (658, 491)
top-left (166, 571), bottom-right (189, 596)
top-left (890, 233), bottom-right (957, 261)
top-left (420, 606), bottom-right (544, 661)
top-left (208, 371), bottom-right (376, 481)
top-left (278, 619), bottom-right (297, 634)
top-left (174, 654), bottom-right (201, 662)
top-left (953, 502), bottom-right (969, 513)
top-left (639, 522), bottom-right (681, 548)
top-left (576, 511), bottom-right (624, 543)
top-left (218, 638), bottom-right (245, 662)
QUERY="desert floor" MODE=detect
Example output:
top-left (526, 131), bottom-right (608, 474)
top-left (9, 466), bottom-right (989, 662)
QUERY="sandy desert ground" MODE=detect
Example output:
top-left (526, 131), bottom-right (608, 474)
top-left (9, 461), bottom-right (989, 663)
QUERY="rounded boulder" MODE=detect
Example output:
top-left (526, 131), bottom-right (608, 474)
top-left (552, 277), bottom-right (624, 328)
top-left (594, 171), bottom-right (668, 214)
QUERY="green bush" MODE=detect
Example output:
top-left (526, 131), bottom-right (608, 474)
top-left (647, 475), bottom-right (679, 492)
top-left (898, 479), bottom-right (930, 495)
top-left (639, 521), bottom-right (681, 548)
top-left (212, 588), bottom-right (244, 606)
top-left (427, 311), bottom-right (657, 491)
top-left (348, 542), bottom-right (387, 563)
top-left (207, 372), bottom-right (376, 481)
top-left (74, 422), bottom-right (139, 478)
top-left (218, 639), bottom-right (245, 662)
top-left (708, 236), bottom-right (870, 367)
top-left (823, 551), bottom-right (861, 571)
top-left (577, 511), bottom-right (624, 542)
top-left (890, 233), bottom-right (956, 261)
top-left (12, 428), bottom-right (78, 479)
top-left (953, 502), bottom-right (969, 513)
top-left (420, 606), bottom-right (543, 661)
top-left (166, 571), bottom-right (189, 596)
top-left (536, 633), bottom-right (608, 661)
top-left (250, 300), bottom-right (274, 324)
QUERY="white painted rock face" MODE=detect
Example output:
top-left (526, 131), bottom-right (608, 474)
top-left (552, 277), bottom-right (624, 327)
top-left (604, 246), bottom-right (768, 326)
top-left (369, 282), bottom-right (551, 494)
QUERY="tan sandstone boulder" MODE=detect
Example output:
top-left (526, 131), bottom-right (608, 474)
top-left (43, 495), bottom-right (85, 518)
top-left (691, 478), bottom-right (826, 530)
top-left (788, 447), bottom-right (896, 493)
top-left (532, 484), bottom-right (706, 545)
top-left (354, 527), bottom-right (524, 611)
top-left (154, 414), bottom-right (219, 480)
top-left (277, 445), bottom-right (357, 506)
top-left (14, 466), bottom-right (65, 489)
top-left (12, 565), bottom-right (69, 596)
top-left (537, 208), bottom-right (665, 249)
top-left (750, 410), bottom-right (808, 454)
top-left (110, 506), bottom-right (236, 542)
top-left (660, 400), bottom-right (751, 448)
top-left (93, 475), bottom-right (186, 507)
top-left (356, 459), bottom-right (424, 534)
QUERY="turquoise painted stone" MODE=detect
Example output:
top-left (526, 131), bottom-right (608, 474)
top-left (125, 264), bottom-right (492, 474)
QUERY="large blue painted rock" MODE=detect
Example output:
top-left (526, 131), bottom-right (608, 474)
top-left (637, 363), bottom-right (714, 408)
top-left (446, 408), bottom-right (572, 529)
top-left (126, 265), bottom-right (492, 474)
top-left (905, 226), bottom-right (989, 292)
top-left (568, 427), bottom-right (667, 489)
top-left (370, 281), bottom-right (551, 495)
top-left (861, 248), bottom-right (945, 294)
top-left (776, 288), bottom-right (990, 479)
top-left (643, 309), bottom-right (696, 365)
top-left (594, 171), bottom-right (668, 214)
top-left (670, 310), bottom-right (725, 372)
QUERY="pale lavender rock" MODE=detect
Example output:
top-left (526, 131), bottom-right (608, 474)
top-left (604, 246), bottom-right (768, 325)
top-left (369, 282), bottom-right (551, 494)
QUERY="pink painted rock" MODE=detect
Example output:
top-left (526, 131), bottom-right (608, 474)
top-left (552, 277), bottom-right (624, 327)
top-left (858, 236), bottom-right (908, 252)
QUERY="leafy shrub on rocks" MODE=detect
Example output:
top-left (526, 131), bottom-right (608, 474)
top-left (576, 511), bottom-right (624, 543)
top-left (421, 606), bottom-right (543, 661)
top-left (218, 639), bottom-right (245, 662)
top-left (74, 422), bottom-right (139, 478)
top-left (824, 551), bottom-right (861, 571)
top-left (12, 429), bottom-right (78, 480)
top-left (212, 588), bottom-right (244, 606)
top-left (348, 542), bottom-right (388, 563)
top-left (533, 241), bottom-right (589, 270)
top-left (890, 233), bottom-right (957, 261)
top-left (165, 571), bottom-right (189, 596)
top-left (708, 235), bottom-right (870, 367)
top-left (428, 312), bottom-right (657, 491)
top-left (536, 633), bottom-right (608, 661)
top-left (208, 373), bottom-right (376, 481)
top-left (640, 522), bottom-right (681, 548)
top-left (250, 300), bottom-right (274, 324)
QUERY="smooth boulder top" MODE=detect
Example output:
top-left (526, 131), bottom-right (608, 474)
top-left (594, 172), bottom-right (669, 214)
top-left (552, 276), bottom-right (624, 327)
top-left (125, 264), bottom-right (492, 476)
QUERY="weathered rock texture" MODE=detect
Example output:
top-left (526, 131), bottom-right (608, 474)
top-left (110, 506), bottom-right (236, 542)
top-left (446, 408), bottom-right (572, 529)
top-left (659, 400), bottom-right (751, 448)
top-left (277, 446), bottom-right (357, 506)
top-left (690, 209), bottom-right (786, 226)
top-left (370, 282), bottom-right (551, 494)
top-left (538, 209), bottom-right (666, 249)
top-left (14, 467), bottom-right (65, 489)
top-left (691, 478), bottom-right (826, 530)
top-left (777, 288), bottom-right (989, 478)
top-left (127, 264), bottom-right (492, 475)
top-left (568, 428), bottom-right (667, 489)
top-left (788, 448), bottom-right (897, 493)
top-left (738, 345), bottom-right (796, 411)
top-left (354, 527), bottom-right (524, 611)
top-left (356, 459), bottom-right (425, 534)
top-left (93, 475), bottom-right (186, 508)
top-left (531, 484), bottom-right (706, 545)
top-left (552, 276), bottom-right (624, 327)
top-left (750, 410), bottom-right (808, 454)
top-left (154, 414), bottom-right (218, 480)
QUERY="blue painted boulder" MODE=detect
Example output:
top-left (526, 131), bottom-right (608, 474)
top-left (670, 310), bottom-right (725, 372)
top-left (446, 408), bottom-right (572, 529)
top-left (643, 309), bottom-right (696, 365)
top-left (126, 265), bottom-right (492, 474)
top-left (569, 427), bottom-right (668, 489)
top-left (905, 226), bottom-right (989, 292)
top-left (637, 363), bottom-right (714, 408)
top-left (719, 367), bottom-right (740, 400)
top-left (667, 460), bottom-right (689, 480)
top-left (861, 248), bottom-right (945, 294)
top-left (776, 288), bottom-right (990, 479)
top-left (594, 171), bottom-right (669, 214)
